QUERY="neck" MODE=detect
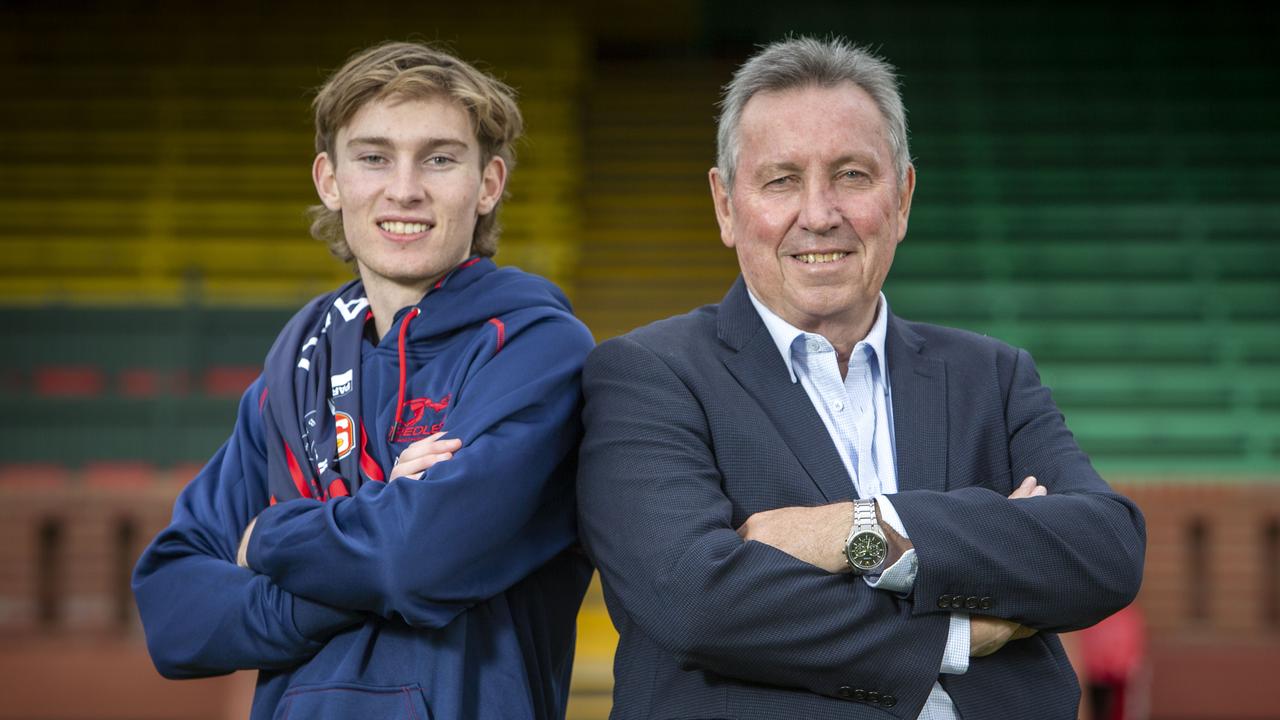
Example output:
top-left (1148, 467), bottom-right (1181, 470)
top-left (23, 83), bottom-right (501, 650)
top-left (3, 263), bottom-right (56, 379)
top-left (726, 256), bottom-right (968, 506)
top-left (364, 278), bottom-right (432, 341)
top-left (802, 299), bottom-right (880, 373)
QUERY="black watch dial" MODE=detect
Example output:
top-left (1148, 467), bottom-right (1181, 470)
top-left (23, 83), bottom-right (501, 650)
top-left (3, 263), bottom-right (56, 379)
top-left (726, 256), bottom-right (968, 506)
top-left (848, 532), bottom-right (888, 570)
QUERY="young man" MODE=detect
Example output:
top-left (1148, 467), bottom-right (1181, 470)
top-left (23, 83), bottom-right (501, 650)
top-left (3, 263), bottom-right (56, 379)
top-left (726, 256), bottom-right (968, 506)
top-left (133, 42), bottom-right (595, 720)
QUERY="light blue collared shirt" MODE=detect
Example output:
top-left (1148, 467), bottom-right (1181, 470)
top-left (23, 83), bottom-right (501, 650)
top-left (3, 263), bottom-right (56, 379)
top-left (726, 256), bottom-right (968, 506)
top-left (748, 290), bottom-right (968, 719)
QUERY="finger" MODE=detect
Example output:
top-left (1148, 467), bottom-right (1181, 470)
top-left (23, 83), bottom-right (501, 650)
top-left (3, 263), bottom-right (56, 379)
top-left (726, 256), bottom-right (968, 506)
top-left (1011, 624), bottom-right (1038, 640)
top-left (1031, 485), bottom-right (1048, 497)
top-left (1008, 476), bottom-right (1035, 499)
top-left (392, 451), bottom-right (454, 478)
top-left (396, 436), bottom-right (462, 462)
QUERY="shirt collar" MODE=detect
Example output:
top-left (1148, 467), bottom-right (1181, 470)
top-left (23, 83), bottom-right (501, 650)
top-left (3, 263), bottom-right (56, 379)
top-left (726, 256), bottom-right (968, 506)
top-left (746, 289), bottom-right (890, 384)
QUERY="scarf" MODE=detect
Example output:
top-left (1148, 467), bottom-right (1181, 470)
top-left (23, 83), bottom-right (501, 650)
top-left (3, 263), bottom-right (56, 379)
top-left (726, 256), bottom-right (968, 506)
top-left (261, 278), bottom-right (386, 504)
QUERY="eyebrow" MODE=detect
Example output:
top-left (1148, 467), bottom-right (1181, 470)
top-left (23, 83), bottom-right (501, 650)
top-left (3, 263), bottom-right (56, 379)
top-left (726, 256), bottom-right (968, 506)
top-left (831, 152), bottom-right (881, 170)
top-left (345, 136), bottom-right (471, 152)
top-left (754, 153), bottom-right (883, 179)
top-left (754, 161), bottom-right (802, 179)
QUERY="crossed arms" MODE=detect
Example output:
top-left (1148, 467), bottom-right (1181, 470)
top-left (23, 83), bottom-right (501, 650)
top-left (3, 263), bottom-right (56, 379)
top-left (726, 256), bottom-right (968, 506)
top-left (133, 317), bottom-right (591, 677)
top-left (576, 332), bottom-right (1145, 705)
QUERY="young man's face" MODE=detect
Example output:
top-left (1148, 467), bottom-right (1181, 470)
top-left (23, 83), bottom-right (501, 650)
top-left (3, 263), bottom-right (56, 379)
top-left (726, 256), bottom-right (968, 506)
top-left (313, 95), bottom-right (506, 296)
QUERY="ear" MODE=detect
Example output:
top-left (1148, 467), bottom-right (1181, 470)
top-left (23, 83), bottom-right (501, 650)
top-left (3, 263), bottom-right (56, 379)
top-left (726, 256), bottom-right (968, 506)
top-left (709, 167), bottom-right (736, 249)
top-left (894, 163), bottom-right (917, 244)
top-left (313, 152), bottom-right (342, 211)
top-left (476, 155), bottom-right (508, 216)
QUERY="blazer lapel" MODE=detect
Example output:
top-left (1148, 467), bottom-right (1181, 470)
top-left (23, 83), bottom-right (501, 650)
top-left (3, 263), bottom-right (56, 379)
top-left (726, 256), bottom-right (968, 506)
top-left (886, 314), bottom-right (949, 493)
top-left (718, 279), bottom-right (854, 503)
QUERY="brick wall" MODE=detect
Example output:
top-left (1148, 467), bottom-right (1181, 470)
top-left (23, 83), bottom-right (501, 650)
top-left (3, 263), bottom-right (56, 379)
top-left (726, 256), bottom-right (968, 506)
top-left (0, 472), bottom-right (1276, 719)
top-left (1114, 481), bottom-right (1280, 719)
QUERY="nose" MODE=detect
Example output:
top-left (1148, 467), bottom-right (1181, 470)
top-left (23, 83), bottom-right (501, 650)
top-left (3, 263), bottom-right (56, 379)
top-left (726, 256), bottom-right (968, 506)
top-left (386, 164), bottom-right (426, 206)
top-left (798, 180), bottom-right (841, 235)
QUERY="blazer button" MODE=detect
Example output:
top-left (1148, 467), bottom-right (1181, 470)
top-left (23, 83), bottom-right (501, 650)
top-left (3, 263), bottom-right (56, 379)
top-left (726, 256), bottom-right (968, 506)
top-left (937, 594), bottom-right (952, 609)
top-left (853, 689), bottom-right (867, 701)
top-left (950, 596), bottom-right (964, 609)
top-left (837, 685), bottom-right (853, 699)
top-left (980, 597), bottom-right (994, 610)
top-left (965, 596), bottom-right (979, 609)
top-left (867, 691), bottom-right (881, 704)
top-left (882, 694), bottom-right (898, 708)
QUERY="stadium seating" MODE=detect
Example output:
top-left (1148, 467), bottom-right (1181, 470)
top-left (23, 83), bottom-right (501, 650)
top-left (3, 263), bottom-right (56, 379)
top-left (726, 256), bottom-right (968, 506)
top-left (0, 3), bottom-right (1276, 719)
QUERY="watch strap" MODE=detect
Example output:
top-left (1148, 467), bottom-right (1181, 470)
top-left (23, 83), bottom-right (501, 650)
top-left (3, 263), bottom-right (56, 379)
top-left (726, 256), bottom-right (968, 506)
top-left (852, 498), bottom-right (877, 530)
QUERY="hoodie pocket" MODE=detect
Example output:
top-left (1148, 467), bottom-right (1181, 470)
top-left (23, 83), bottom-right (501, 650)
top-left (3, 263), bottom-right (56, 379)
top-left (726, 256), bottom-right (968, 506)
top-left (275, 682), bottom-right (432, 720)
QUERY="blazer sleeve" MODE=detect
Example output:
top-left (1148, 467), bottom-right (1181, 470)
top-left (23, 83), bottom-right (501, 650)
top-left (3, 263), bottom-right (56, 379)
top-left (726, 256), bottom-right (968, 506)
top-left (243, 315), bottom-right (593, 629)
top-left (131, 378), bottom-right (363, 678)
top-left (577, 335), bottom-right (950, 709)
top-left (891, 347), bottom-right (1146, 632)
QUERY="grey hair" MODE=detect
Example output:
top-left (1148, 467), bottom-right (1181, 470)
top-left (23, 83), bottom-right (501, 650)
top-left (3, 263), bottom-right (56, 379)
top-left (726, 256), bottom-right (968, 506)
top-left (716, 36), bottom-right (911, 191)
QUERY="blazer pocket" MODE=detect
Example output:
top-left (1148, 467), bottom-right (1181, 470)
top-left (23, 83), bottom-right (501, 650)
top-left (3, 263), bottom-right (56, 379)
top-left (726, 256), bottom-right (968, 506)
top-left (274, 682), bottom-right (432, 720)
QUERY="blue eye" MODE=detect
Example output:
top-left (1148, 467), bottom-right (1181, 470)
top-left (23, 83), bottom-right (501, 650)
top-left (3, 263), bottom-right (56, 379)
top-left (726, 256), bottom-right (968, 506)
top-left (358, 154), bottom-right (388, 166)
top-left (426, 155), bottom-right (456, 167)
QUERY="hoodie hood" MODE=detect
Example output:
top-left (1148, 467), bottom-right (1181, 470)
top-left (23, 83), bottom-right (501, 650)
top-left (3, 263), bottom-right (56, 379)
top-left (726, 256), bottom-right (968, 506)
top-left (389, 256), bottom-right (576, 348)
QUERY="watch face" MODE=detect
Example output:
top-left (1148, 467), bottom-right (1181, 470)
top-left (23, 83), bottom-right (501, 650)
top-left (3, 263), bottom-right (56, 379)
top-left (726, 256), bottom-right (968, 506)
top-left (848, 532), bottom-right (888, 570)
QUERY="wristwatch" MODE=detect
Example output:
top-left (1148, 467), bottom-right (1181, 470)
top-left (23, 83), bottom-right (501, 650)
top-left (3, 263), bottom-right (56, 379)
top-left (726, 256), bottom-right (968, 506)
top-left (844, 498), bottom-right (888, 575)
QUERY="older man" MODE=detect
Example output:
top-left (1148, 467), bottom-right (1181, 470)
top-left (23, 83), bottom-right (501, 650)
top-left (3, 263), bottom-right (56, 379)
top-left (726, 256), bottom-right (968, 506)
top-left (577, 37), bottom-right (1145, 719)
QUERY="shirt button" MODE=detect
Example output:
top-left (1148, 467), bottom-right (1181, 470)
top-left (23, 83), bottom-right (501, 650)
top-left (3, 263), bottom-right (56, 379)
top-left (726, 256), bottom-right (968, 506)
top-left (833, 400), bottom-right (845, 411)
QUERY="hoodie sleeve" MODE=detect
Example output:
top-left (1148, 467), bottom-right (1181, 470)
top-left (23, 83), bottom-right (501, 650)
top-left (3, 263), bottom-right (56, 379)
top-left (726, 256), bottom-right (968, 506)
top-left (244, 313), bottom-right (594, 628)
top-left (132, 377), bottom-right (363, 678)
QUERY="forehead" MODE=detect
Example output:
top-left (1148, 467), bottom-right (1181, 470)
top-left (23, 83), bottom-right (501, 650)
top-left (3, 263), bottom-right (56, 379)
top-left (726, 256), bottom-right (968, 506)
top-left (736, 82), bottom-right (891, 168)
top-left (338, 93), bottom-right (477, 144)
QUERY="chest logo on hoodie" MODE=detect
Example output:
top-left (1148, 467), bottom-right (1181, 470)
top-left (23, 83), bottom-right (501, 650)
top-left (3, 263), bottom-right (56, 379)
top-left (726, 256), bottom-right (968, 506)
top-left (395, 394), bottom-right (450, 442)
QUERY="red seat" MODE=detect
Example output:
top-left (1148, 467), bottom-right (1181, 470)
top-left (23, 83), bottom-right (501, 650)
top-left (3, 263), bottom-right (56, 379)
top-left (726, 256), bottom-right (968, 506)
top-left (34, 366), bottom-right (105, 397)
top-left (202, 366), bottom-right (259, 397)
top-left (117, 368), bottom-right (190, 398)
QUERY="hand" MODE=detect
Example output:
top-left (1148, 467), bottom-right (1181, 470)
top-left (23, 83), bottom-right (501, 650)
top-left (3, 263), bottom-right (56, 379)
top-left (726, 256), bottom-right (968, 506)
top-left (236, 516), bottom-right (257, 569)
top-left (1009, 475), bottom-right (1046, 500)
top-left (389, 432), bottom-right (462, 480)
top-left (737, 502), bottom-right (852, 573)
top-left (969, 615), bottom-right (1037, 657)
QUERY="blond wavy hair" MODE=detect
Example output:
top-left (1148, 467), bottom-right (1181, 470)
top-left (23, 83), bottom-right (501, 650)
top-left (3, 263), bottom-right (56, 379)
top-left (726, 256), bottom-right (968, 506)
top-left (308, 41), bottom-right (523, 262)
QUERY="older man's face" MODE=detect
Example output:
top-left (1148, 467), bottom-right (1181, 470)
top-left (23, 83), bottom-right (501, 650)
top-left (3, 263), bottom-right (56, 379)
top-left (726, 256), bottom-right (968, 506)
top-left (710, 82), bottom-right (915, 341)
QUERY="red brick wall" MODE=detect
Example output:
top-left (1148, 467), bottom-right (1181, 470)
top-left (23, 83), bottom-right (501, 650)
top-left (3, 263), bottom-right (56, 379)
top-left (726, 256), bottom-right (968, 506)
top-left (0, 467), bottom-right (249, 720)
top-left (0, 472), bottom-right (1276, 719)
top-left (1113, 481), bottom-right (1280, 719)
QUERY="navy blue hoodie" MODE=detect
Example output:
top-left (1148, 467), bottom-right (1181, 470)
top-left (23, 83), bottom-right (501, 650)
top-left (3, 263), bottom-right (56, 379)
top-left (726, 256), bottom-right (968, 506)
top-left (133, 259), bottom-right (595, 719)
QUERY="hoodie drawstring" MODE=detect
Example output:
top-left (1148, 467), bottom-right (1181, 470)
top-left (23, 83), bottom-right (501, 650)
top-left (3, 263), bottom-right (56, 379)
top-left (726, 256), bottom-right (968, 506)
top-left (389, 307), bottom-right (421, 442)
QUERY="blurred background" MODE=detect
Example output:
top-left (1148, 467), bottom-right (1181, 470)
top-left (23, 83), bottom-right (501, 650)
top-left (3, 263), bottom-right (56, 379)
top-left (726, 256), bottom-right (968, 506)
top-left (1, 1), bottom-right (1277, 718)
